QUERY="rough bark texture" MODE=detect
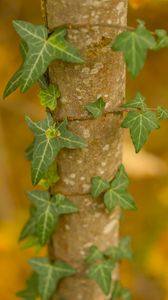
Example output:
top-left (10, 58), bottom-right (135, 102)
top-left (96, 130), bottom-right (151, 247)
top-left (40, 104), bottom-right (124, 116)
top-left (45, 0), bottom-right (127, 299)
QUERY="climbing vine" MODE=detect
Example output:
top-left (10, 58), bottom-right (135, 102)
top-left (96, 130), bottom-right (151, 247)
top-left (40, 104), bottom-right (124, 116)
top-left (3, 14), bottom-right (168, 300)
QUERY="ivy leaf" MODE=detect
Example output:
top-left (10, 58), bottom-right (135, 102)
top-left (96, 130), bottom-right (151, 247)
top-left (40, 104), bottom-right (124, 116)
top-left (121, 110), bottom-right (160, 152)
top-left (25, 141), bottom-right (35, 161)
top-left (39, 83), bottom-right (61, 111)
top-left (122, 92), bottom-right (147, 110)
top-left (104, 237), bottom-right (133, 262)
top-left (104, 165), bottom-right (136, 212)
top-left (111, 165), bottom-right (129, 191)
top-left (85, 97), bottom-right (106, 118)
top-left (88, 260), bottom-right (115, 295)
top-left (27, 190), bottom-right (58, 245)
top-left (157, 106), bottom-right (168, 120)
top-left (26, 114), bottom-right (86, 185)
top-left (16, 272), bottom-right (39, 300)
top-left (111, 281), bottom-right (131, 300)
top-left (29, 257), bottom-right (76, 300)
top-left (112, 20), bottom-right (156, 77)
top-left (154, 29), bottom-right (168, 50)
top-left (8, 20), bottom-right (83, 93)
top-left (27, 191), bottom-right (78, 245)
top-left (91, 176), bottom-right (110, 198)
top-left (3, 40), bottom-right (28, 98)
top-left (85, 245), bottom-right (104, 264)
top-left (19, 206), bottom-right (37, 241)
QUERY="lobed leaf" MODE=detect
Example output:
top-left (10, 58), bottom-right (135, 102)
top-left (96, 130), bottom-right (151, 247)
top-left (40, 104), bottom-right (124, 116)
top-left (88, 260), bottom-right (115, 295)
top-left (26, 115), bottom-right (86, 185)
top-left (121, 110), bottom-right (160, 152)
top-left (112, 20), bottom-right (156, 77)
top-left (4, 20), bottom-right (83, 96)
top-left (29, 257), bottom-right (76, 300)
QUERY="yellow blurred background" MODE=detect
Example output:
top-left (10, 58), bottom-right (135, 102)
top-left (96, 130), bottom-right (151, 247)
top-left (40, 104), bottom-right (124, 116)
top-left (0, 0), bottom-right (168, 299)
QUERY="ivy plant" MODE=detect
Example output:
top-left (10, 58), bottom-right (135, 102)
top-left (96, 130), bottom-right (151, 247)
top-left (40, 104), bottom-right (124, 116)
top-left (3, 12), bottom-right (168, 300)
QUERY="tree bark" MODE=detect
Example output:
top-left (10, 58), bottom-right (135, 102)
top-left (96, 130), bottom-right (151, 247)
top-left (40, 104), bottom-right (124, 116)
top-left (44, 0), bottom-right (127, 299)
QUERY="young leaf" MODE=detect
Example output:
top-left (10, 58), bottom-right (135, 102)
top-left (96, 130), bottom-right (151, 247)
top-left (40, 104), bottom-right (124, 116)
top-left (16, 272), bottom-right (39, 300)
top-left (104, 165), bottom-right (136, 212)
top-left (85, 245), bottom-right (104, 264)
top-left (7, 21), bottom-right (83, 93)
top-left (122, 92), bottom-right (147, 110)
top-left (112, 20), bottom-right (156, 77)
top-left (121, 110), bottom-right (160, 152)
top-left (157, 106), bottom-right (168, 120)
top-left (91, 176), bottom-right (110, 198)
top-left (111, 281), bottom-right (131, 300)
top-left (85, 97), bottom-right (106, 118)
top-left (29, 257), bottom-right (76, 300)
top-left (39, 83), bottom-right (61, 111)
top-left (26, 115), bottom-right (86, 185)
top-left (88, 260), bottom-right (115, 295)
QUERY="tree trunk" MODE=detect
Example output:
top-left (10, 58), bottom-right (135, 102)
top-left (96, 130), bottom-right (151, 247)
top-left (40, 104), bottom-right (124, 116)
top-left (44, 0), bottom-right (127, 299)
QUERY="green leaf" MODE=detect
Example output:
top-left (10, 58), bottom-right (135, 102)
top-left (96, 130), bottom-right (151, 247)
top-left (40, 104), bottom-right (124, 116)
top-left (111, 165), bottom-right (129, 191)
top-left (26, 115), bottom-right (86, 185)
top-left (122, 92), bottom-right (147, 110)
top-left (27, 190), bottom-right (58, 245)
top-left (19, 207), bottom-right (37, 241)
top-left (112, 20), bottom-right (156, 77)
top-left (85, 97), bottom-right (106, 118)
top-left (111, 281), bottom-right (131, 300)
top-left (91, 176), bottom-right (110, 198)
top-left (25, 141), bottom-right (35, 161)
top-left (88, 260), bottom-right (114, 295)
top-left (154, 29), bottom-right (168, 50)
top-left (121, 110), bottom-right (160, 152)
top-left (104, 237), bottom-right (133, 262)
top-left (29, 257), bottom-right (76, 300)
top-left (38, 162), bottom-right (60, 189)
top-left (3, 40), bottom-right (28, 98)
top-left (104, 165), bottom-right (136, 212)
top-left (27, 191), bottom-right (78, 245)
top-left (85, 245), bottom-right (104, 264)
top-left (157, 106), bottom-right (168, 120)
top-left (39, 83), bottom-right (61, 111)
top-left (16, 272), bottom-right (39, 300)
top-left (8, 20), bottom-right (83, 93)
top-left (104, 190), bottom-right (136, 212)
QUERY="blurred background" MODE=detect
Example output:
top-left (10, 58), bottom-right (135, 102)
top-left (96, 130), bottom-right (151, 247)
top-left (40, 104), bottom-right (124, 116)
top-left (0, 0), bottom-right (168, 299)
